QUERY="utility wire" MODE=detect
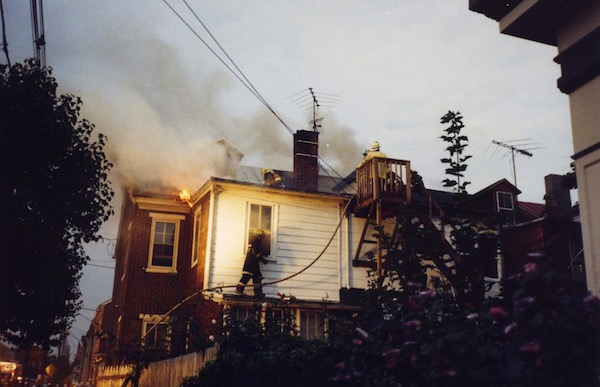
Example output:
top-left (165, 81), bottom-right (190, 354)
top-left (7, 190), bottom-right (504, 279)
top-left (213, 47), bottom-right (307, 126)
top-left (162, 0), bottom-right (294, 135)
top-left (161, 0), bottom-right (354, 190)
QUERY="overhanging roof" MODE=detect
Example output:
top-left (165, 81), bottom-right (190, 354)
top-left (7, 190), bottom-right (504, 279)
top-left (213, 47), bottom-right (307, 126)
top-left (469, 0), bottom-right (593, 45)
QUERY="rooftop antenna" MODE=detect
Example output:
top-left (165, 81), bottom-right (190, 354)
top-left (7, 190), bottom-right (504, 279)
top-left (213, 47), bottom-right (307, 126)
top-left (287, 88), bottom-right (341, 132)
top-left (491, 139), bottom-right (534, 188)
top-left (30, 0), bottom-right (46, 67)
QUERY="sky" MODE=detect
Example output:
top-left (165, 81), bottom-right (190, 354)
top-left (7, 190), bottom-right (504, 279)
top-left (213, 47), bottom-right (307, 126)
top-left (2, 1), bottom-right (575, 357)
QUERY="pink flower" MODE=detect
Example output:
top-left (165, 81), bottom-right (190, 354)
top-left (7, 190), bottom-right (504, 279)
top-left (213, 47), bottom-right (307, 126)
top-left (353, 338), bottom-right (363, 346)
top-left (402, 319), bottom-right (421, 335)
top-left (437, 369), bottom-right (457, 379)
top-left (520, 342), bottom-right (541, 353)
top-left (489, 306), bottom-right (508, 320)
top-left (384, 348), bottom-right (401, 357)
top-left (419, 289), bottom-right (437, 299)
top-left (466, 313), bottom-right (479, 320)
top-left (524, 262), bottom-right (538, 272)
top-left (515, 297), bottom-right (535, 311)
top-left (504, 322), bottom-right (518, 336)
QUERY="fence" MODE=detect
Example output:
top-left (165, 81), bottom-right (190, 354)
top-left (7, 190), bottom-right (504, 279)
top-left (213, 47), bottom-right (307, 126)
top-left (96, 347), bottom-right (218, 387)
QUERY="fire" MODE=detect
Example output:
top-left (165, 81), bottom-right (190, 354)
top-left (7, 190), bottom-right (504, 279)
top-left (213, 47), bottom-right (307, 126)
top-left (179, 189), bottom-right (192, 207)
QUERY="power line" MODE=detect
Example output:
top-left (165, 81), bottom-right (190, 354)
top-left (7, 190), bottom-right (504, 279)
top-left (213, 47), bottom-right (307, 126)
top-left (161, 1), bottom-right (349, 185)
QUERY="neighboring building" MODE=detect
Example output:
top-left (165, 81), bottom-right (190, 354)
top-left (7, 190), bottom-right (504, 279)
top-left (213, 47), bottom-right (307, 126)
top-left (469, 0), bottom-right (600, 293)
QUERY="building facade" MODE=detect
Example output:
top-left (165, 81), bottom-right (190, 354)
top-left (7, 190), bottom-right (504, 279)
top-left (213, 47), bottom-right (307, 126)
top-left (470, 0), bottom-right (600, 293)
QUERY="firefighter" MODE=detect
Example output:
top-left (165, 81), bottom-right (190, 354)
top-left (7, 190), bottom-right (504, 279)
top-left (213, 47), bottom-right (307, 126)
top-left (262, 167), bottom-right (284, 187)
top-left (236, 229), bottom-right (268, 296)
top-left (359, 141), bottom-right (388, 177)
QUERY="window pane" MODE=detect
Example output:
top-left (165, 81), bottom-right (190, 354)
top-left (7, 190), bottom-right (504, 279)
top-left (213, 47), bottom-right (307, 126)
top-left (250, 204), bottom-right (260, 229)
top-left (153, 221), bottom-right (175, 267)
top-left (260, 206), bottom-right (271, 230)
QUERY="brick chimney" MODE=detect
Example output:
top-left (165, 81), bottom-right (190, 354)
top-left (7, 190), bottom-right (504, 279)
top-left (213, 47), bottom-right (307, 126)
top-left (294, 130), bottom-right (319, 191)
top-left (544, 174), bottom-right (572, 220)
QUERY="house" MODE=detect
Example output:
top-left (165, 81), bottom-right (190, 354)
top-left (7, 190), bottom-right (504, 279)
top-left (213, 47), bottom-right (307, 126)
top-left (86, 127), bottom-right (581, 375)
top-left (469, 0), bottom-right (600, 294)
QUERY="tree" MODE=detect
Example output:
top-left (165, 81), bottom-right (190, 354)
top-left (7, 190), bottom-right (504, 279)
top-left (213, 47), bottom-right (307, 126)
top-left (440, 110), bottom-right (471, 195)
top-left (0, 60), bottom-right (114, 349)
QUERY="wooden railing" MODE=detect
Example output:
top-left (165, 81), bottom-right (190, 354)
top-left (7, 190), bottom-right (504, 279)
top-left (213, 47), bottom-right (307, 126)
top-left (356, 157), bottom-right (411, 211)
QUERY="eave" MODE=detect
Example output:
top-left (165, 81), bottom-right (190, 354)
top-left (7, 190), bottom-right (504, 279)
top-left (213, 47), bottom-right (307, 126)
top-left (469, 0), bottom-right (593, 46)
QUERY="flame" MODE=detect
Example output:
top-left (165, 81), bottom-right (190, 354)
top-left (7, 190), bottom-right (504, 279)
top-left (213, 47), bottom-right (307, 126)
top-left (179, 189), bottom-right (192, 207)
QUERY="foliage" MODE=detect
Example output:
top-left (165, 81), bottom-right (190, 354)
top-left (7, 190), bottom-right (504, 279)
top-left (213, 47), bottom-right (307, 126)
top-left (440, 111), bottom-right (471, 194)
top-left (0, 60), bottom-right (114, 349)
top-left (335, 256), bottom-right (600, 386)
top-left (562, 161), bottom-right (577, 190)
top-left (181, 299), bottom-right (347, 387)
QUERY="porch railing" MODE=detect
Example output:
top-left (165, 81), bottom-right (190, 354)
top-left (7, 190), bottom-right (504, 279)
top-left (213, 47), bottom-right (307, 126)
top-left (355, 157), bottom-right (411, 211)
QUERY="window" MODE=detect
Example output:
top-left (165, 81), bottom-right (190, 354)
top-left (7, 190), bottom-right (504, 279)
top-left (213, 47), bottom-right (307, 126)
top-left (247, 203), bottom-right (274, 257)
top-left (140, 314), bottom-right (170, 351)
top-left (191, 208), bottom-right (202, 268)
top-left (496, 191), bottom-right (514, 211)
top-left (299, 311), bottom-right (324, 340)
top-left (148, 213), bottom-right (185, 272)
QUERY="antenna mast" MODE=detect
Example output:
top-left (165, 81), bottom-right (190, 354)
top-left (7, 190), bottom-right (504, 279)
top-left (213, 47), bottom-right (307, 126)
top-left (492, 139), bottom-right (533, 188)
top-left (287, 88), bottom-right (341, 132)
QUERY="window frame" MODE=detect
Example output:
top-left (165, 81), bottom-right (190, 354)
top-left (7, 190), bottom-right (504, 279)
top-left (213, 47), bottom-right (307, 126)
top-left (191, 207), bottom-right (202, 268)
top-left (496, 191), bottom-right (514, 212)
top-left (245, 201), bottom-right (278, 261)
top-left (298, 310), bottom-right (325, 340)
top-left (147, 213), bottom-right (185, 273)
top-left (139, 314), bottom-right (171, 351)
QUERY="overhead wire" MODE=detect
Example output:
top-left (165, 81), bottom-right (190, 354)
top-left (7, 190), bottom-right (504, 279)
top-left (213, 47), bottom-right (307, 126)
top-left (161, 0), bottom-right (351, 184)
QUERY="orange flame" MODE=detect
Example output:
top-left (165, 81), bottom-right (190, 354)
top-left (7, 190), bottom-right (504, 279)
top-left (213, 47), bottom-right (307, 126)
top-left (179, 189), bottom-right (192, 207)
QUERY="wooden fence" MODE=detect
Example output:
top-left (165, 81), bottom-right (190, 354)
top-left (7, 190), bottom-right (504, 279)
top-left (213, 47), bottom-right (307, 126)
top-left (96, 347), bottom-right (218, 387)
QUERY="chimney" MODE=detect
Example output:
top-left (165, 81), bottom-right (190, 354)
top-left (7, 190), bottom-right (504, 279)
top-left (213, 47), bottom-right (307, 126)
top-left (294, 130), bottom-right (319, 191)
top-left (544, 174), bottom-right (572, 220)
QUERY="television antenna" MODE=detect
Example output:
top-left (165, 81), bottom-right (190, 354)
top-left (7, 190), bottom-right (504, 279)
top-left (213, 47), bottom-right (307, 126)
top-left (287, 87), bottom-right (341, 132)
top-left (491, 139), bottom-right (538, 188)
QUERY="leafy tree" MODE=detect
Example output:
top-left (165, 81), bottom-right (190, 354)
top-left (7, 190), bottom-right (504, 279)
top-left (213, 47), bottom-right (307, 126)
top-left (0, 60), bottom-right (114, 349)
top-left (335, 255), bottom-right (600, 386)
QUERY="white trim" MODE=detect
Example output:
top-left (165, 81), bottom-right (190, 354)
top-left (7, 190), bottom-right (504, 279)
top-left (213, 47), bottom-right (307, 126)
top-left (191, 207), bottom-right (202, 268)
top-left (146, 213), bottom-right (185, 273)
top-left (496, 191), bottom-right (514, 211)
top-left (245, 201), bottom-right (279, 261)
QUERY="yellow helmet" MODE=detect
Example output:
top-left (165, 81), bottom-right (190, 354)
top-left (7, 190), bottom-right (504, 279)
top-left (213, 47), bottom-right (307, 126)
top-left (255, 229), bottom-right (265, 238)
top-left (371, 141), bottom-right (380, 151)
top-left (261, 168), bottom-right (273, 175)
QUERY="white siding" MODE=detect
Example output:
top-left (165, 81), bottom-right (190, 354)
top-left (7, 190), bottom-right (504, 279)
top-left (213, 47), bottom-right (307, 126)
top-left (206, 186), bottom-right (371, 301)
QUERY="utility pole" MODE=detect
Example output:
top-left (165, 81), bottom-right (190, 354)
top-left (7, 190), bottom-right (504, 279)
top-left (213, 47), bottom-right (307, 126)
top-left (30, 0), bottom-right (46, 67)
top-left (492, 140), bottom-right (533, 188)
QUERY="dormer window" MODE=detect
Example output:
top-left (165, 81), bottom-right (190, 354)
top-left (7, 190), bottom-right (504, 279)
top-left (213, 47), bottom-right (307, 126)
top-left (496, 191), bottom-right (514, 212)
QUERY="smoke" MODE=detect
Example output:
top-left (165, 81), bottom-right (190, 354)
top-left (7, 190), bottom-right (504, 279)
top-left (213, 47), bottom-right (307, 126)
top-left (60, 7), bottom-right (363, 196)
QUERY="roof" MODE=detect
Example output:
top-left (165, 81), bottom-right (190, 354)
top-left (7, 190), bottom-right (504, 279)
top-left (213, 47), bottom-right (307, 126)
top-left (518, 201), bottom-right (546, 222)
top-left (469, 0), bottom-right (593, 46)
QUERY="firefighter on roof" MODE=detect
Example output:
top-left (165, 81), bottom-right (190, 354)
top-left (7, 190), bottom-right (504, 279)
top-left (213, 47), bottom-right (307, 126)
top-left (236, 229), bottom-right (268, 297)
top-left (262, 168), bottom-right (284, 187)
